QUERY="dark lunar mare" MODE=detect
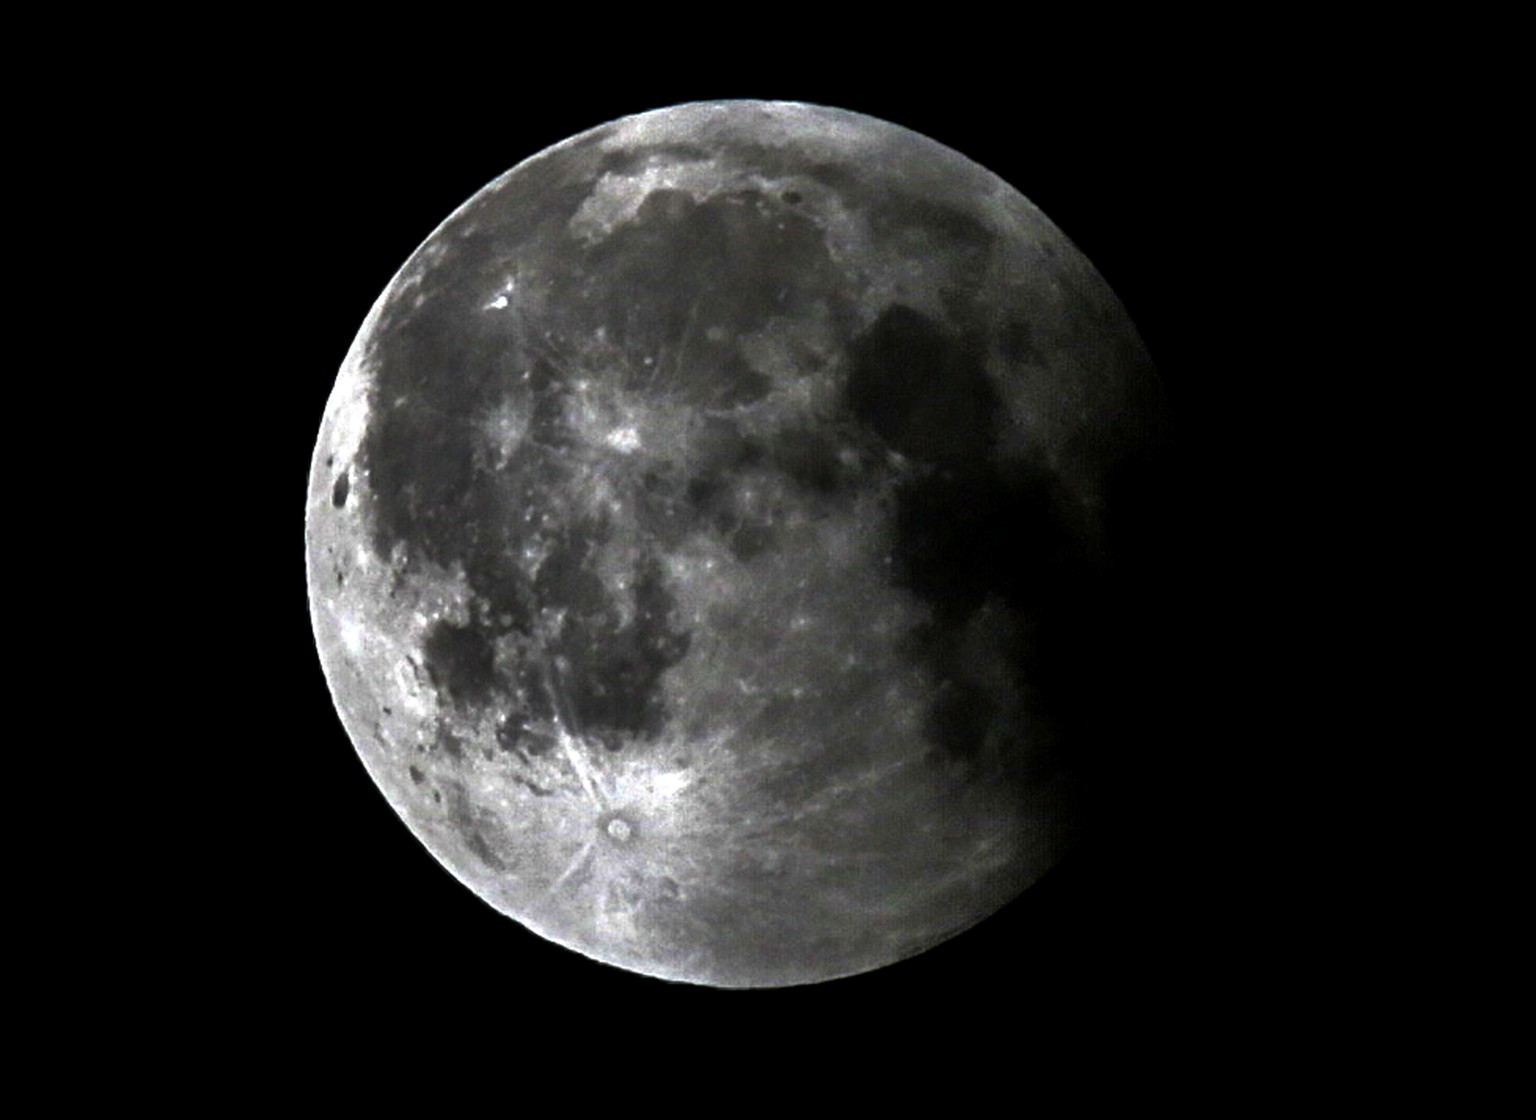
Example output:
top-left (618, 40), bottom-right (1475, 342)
top-left (354, 130), bottom-right (1147, 796)
top-left (355, 145), bottom-right (876, 759)
top-left (841, 300), bottom-right (1112, 797)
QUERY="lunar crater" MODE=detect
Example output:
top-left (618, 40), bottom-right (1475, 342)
top-left (600, 813), bottom-right (637, 844)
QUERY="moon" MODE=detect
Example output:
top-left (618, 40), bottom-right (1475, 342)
top-left (305, 100), bottom-right (1166, 987)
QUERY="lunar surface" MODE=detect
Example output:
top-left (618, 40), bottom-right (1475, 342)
top-left (306, 101), bottom-right (1165, 987)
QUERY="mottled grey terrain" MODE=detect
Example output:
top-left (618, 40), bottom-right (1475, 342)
top-left (306, 101), bottom-right (1164, 986)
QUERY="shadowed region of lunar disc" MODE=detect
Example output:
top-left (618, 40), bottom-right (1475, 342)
top-left (305, 100), bottom-right (1168, 988)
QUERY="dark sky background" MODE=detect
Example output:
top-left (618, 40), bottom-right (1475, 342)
top-left (206, 60), bottom-right (1296, 1055)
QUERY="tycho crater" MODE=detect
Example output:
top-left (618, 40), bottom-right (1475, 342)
top-left (305, 100), bottom-right (1167, 987)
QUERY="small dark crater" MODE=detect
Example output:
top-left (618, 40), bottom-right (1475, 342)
top-left (926, 680), bottom-right (998, 761)
top-left (781, 190), bottom-right (803, 205)
top-left (336, 570), bottom-right (345, 587)
top-left (736, 438), bottom-right (768, 469)
top-left (1000, 318), bottom-right (1039, 365)
top-left (658, 876), bottom-right (681, 898)
top-left (421, 619), bottom-right (500, 709)
top-left (408, 765), bottom-right (424, 784)
top-left (776, 428), bottom-right (843, 495)
top-left (464, 830), bottom-right (507, 872)
top-left (712, 351), bottom-right (774, 408)
top-left (691, 415), bottom-right (749, 473)
top-left (686, 475), bottom-right (723, 510)
top-left (433, 790), bottom-right (442, 804)
top-left (708, 507), bottom-right (737, 538)
top-left (434, 724), bottom-right (464, 760)
top-left (495, 716), bottom-right (524, 752)
top-left (332, 472), bottom-right (350, 508)
top-left (382, 706), bottom-right (392, 716)
top-left (326, 455), bottom-right (334, 468)
top-left (730, 522), bottom-right (776, 561)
